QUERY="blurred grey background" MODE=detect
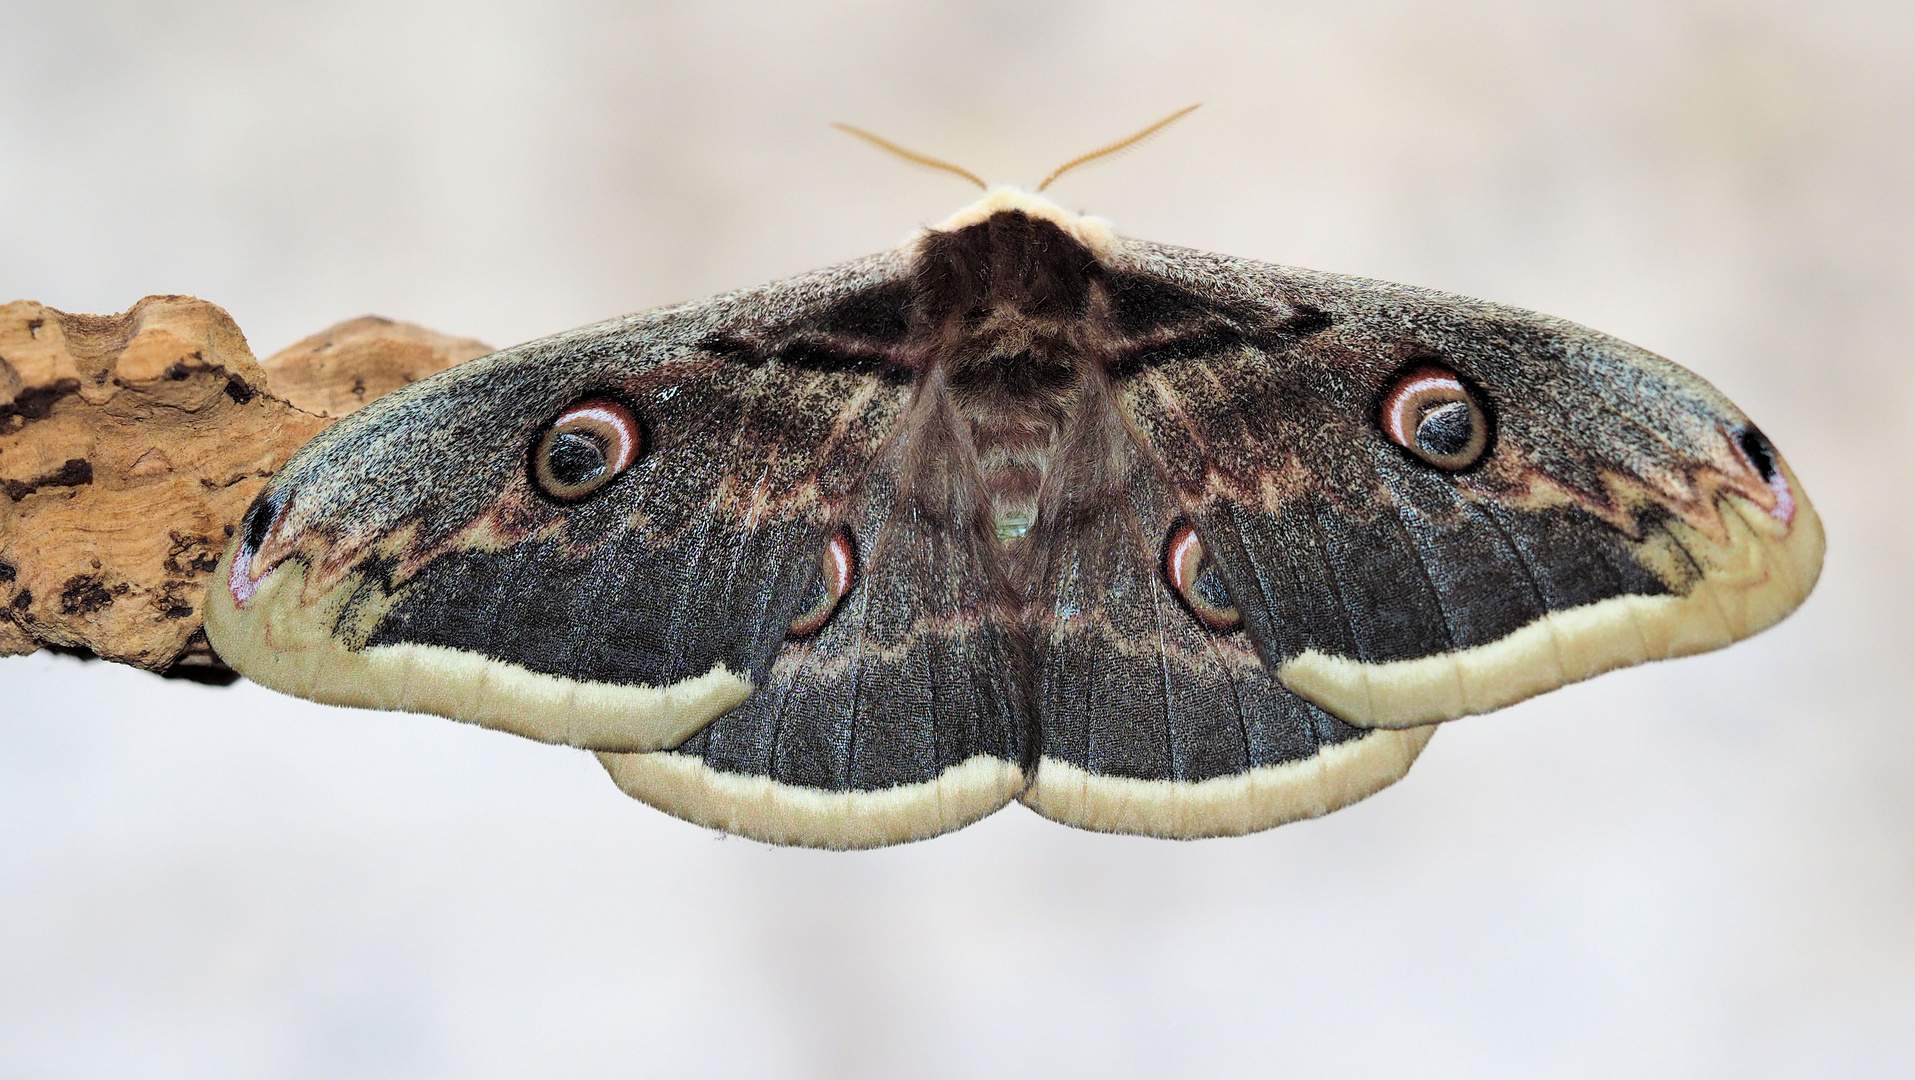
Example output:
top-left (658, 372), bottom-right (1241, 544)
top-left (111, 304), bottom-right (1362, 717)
top-left (2, 2), bottom-right (1909, 1077)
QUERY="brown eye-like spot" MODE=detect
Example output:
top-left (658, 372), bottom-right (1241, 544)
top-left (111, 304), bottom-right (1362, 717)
top-left (1380, 364), bottom-right (1491, 471)
top-left (533, 398), bottom-right (642, 501)
top-left (788, 528), bottom-right (858, 638)
top-left (1164, 521), bottom-right (1241, 632)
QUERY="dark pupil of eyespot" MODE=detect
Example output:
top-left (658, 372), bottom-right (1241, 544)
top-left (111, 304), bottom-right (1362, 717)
top-left (1416, 401), bottom-right (1474, 457)
top-left (547, 431), bottom-right (607, 487)
top-left (1191, 565), bottom-right (1233, 612)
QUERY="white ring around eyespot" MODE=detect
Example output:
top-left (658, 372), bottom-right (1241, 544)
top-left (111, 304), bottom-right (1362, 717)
top-left (1380, 370), bottom-right (1466, 447)
top-left (558, 402), bottom-right (641, 474)
top-left (1167, 524), bottom-right (1204, 592)
top-left (822, 531), bottom-right (854, 597)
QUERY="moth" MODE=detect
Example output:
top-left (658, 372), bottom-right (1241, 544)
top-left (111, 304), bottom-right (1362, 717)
top-left (205, 165), bottom-right (1822, 848)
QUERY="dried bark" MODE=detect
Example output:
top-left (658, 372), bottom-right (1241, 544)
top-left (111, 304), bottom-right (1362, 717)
top-left (0, 297), bottom-right (487, 677)
top-left (261, 315), bottom-right (492, 419)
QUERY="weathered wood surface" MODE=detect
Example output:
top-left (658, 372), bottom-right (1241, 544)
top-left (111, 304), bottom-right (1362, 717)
top-left (0, 297), bottom-right (487, 677)
top-left (261, 315), bottom-right (491, 419)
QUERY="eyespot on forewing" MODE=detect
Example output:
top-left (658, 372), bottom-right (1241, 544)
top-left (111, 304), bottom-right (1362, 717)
top-left (1164, 521), bottom-right (1242, 632)
top-left (1380, 364), bottom-right (1491, 471)
top-left (532, 398), bottom-right (644, 501)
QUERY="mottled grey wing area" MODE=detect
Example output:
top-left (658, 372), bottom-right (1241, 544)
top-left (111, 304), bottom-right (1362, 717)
top-left (1022, 236), bottom-right (1818, 838)
top-left (1019, 375), bottom-right (1431, 838)
top-left (1099, 240), bottom-right (1821, 732)
top-left (206, 251), bottom-right (1032, 848)
top-left (350, 332), bottom-right (890, 695)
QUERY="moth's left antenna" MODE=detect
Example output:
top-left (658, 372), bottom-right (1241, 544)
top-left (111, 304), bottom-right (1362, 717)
top-left (832, 123), bottom-right (989, 191)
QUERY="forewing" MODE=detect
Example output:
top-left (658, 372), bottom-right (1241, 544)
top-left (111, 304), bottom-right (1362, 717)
top-left (208, 254), bottom-right (912, 751)
top-left (1100, 240), bottom-right (1823, 730)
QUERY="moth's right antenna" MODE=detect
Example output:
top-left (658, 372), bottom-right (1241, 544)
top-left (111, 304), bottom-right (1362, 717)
top-left (1037, 104), bottom-right (1201, 191)
top-left (832, 123), bottom-right (989, 191)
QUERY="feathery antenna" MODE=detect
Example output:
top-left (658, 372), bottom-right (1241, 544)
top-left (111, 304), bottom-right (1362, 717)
top-left (1036, 104), bottom-right (1201, 191)
top-left (831, 123), bottom-right (989, 191)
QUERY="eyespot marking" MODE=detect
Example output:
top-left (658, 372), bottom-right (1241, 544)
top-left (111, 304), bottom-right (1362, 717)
top-left (1164, 521), bottom-right (1242, 632)
top-left (533, 398), bottom-right (643, 501)
top-left (1380, 364), bottom-right (1491, 471)
top-left (789, 528), bottom-right (858, 638)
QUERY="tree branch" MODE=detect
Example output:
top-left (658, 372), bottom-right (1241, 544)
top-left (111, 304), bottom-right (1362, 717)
top-left (0, 297), bottom-right (489, 679)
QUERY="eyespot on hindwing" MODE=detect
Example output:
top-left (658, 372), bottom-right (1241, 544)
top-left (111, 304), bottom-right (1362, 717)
top-left (1164, 520), bottom-right (1242, 632)
top-left (788, 528), bottom-right (858, 638)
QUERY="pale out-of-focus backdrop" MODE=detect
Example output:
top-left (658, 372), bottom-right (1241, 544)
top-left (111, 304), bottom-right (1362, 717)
top-left (3, 2), bottom-right (1909, 1077)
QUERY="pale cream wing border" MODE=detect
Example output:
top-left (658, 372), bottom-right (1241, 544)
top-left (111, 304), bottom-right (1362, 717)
top-left (598, 751), bottom-right (1028, 849)
top-left (1279, 467), bottom-right (1825, 730)
top-left (1021, 725), bottom-right (1436, 839)
top-left (204, 554), bottom-right (750, 751)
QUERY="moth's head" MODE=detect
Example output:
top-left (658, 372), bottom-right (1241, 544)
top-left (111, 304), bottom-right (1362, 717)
top-left (929, 186), bottom-right (1116, 256)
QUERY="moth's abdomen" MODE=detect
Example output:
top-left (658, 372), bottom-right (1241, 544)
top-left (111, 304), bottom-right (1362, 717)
top-left (910, 210), bottom-right (1113, 554)
top-left (949, 350), bottom-right (1083, 548)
